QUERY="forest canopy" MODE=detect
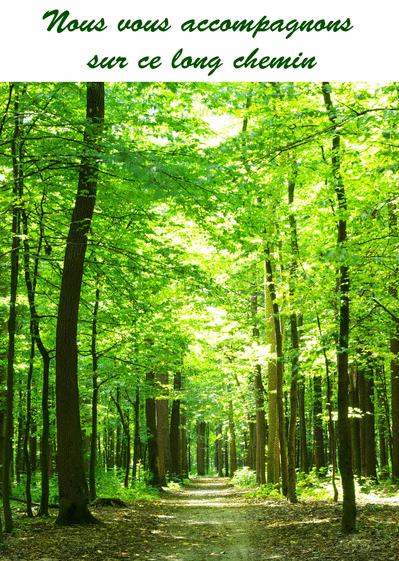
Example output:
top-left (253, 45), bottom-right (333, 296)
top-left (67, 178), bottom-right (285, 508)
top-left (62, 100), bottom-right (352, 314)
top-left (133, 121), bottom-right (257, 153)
top-left (0, 81), bottom-right (399, 537)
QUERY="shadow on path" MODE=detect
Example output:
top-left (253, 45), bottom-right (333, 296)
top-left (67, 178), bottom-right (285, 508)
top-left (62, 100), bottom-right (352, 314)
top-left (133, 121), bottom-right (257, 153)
top-left (143, 476), bottom-right (257, 560)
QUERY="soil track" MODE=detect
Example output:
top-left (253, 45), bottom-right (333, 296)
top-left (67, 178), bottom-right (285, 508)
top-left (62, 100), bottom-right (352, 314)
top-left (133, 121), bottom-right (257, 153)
top-left (2, 476), bottom-right (399, 560)
top-left (143, 476), bottom-right (257, 560)
top-left (143, 476), bottom-right (399, 561)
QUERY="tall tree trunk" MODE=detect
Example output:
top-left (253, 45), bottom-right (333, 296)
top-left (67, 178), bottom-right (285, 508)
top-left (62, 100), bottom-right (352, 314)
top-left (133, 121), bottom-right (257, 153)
top-left (228, 400), bottom-right (237, 476)
top-left (197, 422), bottom-right (206, 476)
top-left (112, 398), bottom-right (131, 486)
top-left (20, 179), bottom-right (51, 516)
top-left (156, 371), bottom-right (172, 485)
top-left (3, 87), bottom-right (23, 533)
top-left (265, 245), bottom-right (288, 497)
top-left (317, 314), bottom-right (338, 501)
top-left (145, 370), bottom-right (160, 486)
top-left (55, 82), bottom-right (104, 526)
top-left (170, 372), bottom-right (182, 480)
top-left (298, 381), bottom-right (308, 474)
top-left (313, 374), bottom-right (325, 474)
top-left (22, 341), bottom-right (34, 517)
top-left (247, 418), bottom-right (256, 470)
top-left (254, 365), bottom-right (266, 484)
top-left (181, 413), bottom-right (188, 479)
top-left (364, 362), bottom-right (377, 480)
top-left (358, 365), bottom-right (367, 477)
top-left (388, 202), bottom-right (399, 481)
top-left (350, 367), bottom-right (362, 480)
top-left (251, 286), bottom-right (266, 485)
top-left (323, 81), bottom-right (356, 534)
top-left (132, 388), bottom-right (141, 479)
top-left (89, 286), bottom-right (100, 501)
top-left (287, 177), bottom-right (300, 503)
top-left (377, 374), bottom-right (389, 477)
top-left (217, 425), bottom-right (223, 476)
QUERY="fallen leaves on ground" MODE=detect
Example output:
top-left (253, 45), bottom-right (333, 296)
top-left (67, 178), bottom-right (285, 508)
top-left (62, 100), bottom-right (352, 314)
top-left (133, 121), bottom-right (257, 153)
top-left (1, 479), bottom-right (399, 561)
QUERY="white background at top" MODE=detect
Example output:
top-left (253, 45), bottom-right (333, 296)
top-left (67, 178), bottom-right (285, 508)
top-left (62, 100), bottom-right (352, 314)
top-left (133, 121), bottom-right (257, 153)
top-left (0, 0), bottom-right (395, 81)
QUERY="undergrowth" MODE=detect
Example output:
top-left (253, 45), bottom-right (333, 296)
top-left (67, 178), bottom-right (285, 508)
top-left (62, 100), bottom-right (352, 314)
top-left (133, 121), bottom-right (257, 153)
top-left (231, 466), bottom-right (399, 502)
top-left (10, 469), bottom-right (159, 508)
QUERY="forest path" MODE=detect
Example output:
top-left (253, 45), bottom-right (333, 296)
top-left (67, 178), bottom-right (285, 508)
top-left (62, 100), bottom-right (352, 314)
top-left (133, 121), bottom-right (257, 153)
top-left (143, 476), bottom-right (258, 560)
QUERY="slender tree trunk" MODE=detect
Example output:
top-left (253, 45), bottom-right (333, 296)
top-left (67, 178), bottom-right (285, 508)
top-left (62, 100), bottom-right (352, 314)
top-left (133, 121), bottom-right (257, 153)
top-left (197, 422), bottom-right (206, 476)
top-left (265, 245), bottom-right (288, 497)
top-left (298, 382), bottom-right (308, 474)
top-left (228, 400), bottom-right (237, 476)
top-left (30, 415), bottom-right (37, 473)
top-left (181, 413), bottom-right (188, 479)
top-left (364, 362), bottom-right (377, 480)
top-left (132, 388), bottom-right (141, 479)
top-left (358, 365), bottom-right (367, 477)
top-left (350, 367), bottom-right (362, 480)
top-left (89, 286), bottom-right (100, 501)
top-left (22, 341), bottom-right (34, 517)
top-left (313, 374), bottom-right (325, 474)
top-left (254, 366), bottom-right (266, 484)
top-left (170, 372), bottom-right (182, 480)
top-left (156, 371), bottom-right (172, 485)
top-left (251, 286), bottom-right (266, 485)
top-left (55, 82), bottom-right (104, 526)
top-left (388, 203), bottom-right (399, 481)
top-left (323, 81), bottom-right (356, 533)
top-left (247, 418), bottom-right (256, 470)
top-left (217, 425), bottom-right (223, 476)
top-left (3, 88), bottom-right (23, 533)
top-left (145, 370), bottom-right (160, 486)
top-left (287, 177), bottom-right (300, 503)
top-left (113, 398), bottom-right (131, 487)
top-left (377, 377), bottom-right (389, 477)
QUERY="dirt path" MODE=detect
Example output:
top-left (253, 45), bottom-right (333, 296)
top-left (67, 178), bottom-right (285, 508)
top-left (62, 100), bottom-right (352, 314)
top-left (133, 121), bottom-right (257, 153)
top-left (141, 477), bottom-right (399, 561)
top-left (2, 476), bottom-right (399, 560)
top-left (142, 477), bottom-right (258, 560)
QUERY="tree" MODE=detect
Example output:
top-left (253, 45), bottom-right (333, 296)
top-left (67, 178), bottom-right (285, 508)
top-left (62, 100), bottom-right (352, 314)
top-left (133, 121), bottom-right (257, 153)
top-left (322, 81), bottom-right (356, 534)
top-left (55, 82), bottom-right (104, 526)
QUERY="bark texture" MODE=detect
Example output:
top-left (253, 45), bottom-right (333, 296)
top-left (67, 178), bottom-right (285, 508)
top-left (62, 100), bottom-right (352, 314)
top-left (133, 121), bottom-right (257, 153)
top-left (55, 82), bottom-right (104, 525)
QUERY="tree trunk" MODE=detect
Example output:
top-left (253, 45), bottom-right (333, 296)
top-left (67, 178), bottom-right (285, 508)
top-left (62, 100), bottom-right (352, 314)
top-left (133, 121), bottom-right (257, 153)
top-left (323, 81), bottom-right (356, 534)
top-left (132, 388), bottom-right (141, 479)
top-left (388, 203), bottom-right (399, 481)
top-left (197, 422), bottom-right (206, 476)
top-left (358, 366), bottom-right (367, 477)
top-left (170, 372), bottom-right (182, 480)
top-left (89, 286), bottom-right (100, 501)
top-left (298, 382), bottom-right (308, 474)
top-left (181, 413), bottom-right (188, 479)
top-left (247, 419), bottom-right (256, 470)
top-left (217, 425), bottom-right (223, 476)
top-left (265, 245), bottom-right (288, 497)
top-left (228, 400), bottom-right (237, 476)
top-left (254, 365), bottom-right (266, 484)
top-left (3, 88), bottom-right (23, 533)
top-left (364, 363), bottom-right (377, 480)
top-left (55, 82), bottom-right (104, 526)
top-left (145, 370), bottom-right (160, 486)
top-left (350, 367), bottom-right (362, 480)
top-left (156, 371), bottom-right (172, 485)
top-left (313, 374), bottom-right (325, 474)
top-left (251, 285), bottom-right (266, 485)
top-left (287, 177), bottom-right (300, 503)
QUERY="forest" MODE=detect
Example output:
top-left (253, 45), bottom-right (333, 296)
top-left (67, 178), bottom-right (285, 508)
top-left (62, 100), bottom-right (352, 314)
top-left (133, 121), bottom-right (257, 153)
top-left (0, 81), bottom-right (399, 557)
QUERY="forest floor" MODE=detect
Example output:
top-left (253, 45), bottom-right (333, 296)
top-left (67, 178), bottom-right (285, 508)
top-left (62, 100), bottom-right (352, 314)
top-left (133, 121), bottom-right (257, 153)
top-left (1, 476), bottom-right (399, 560)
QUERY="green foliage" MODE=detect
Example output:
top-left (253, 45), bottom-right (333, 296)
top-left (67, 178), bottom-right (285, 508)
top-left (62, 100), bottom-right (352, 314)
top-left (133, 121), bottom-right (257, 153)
top-left (245, 483), bottom-right (282, 499)
top-left (230, 467), bottom-right (257, 488)
top-left (96, 471), bottom-right (159, 501)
